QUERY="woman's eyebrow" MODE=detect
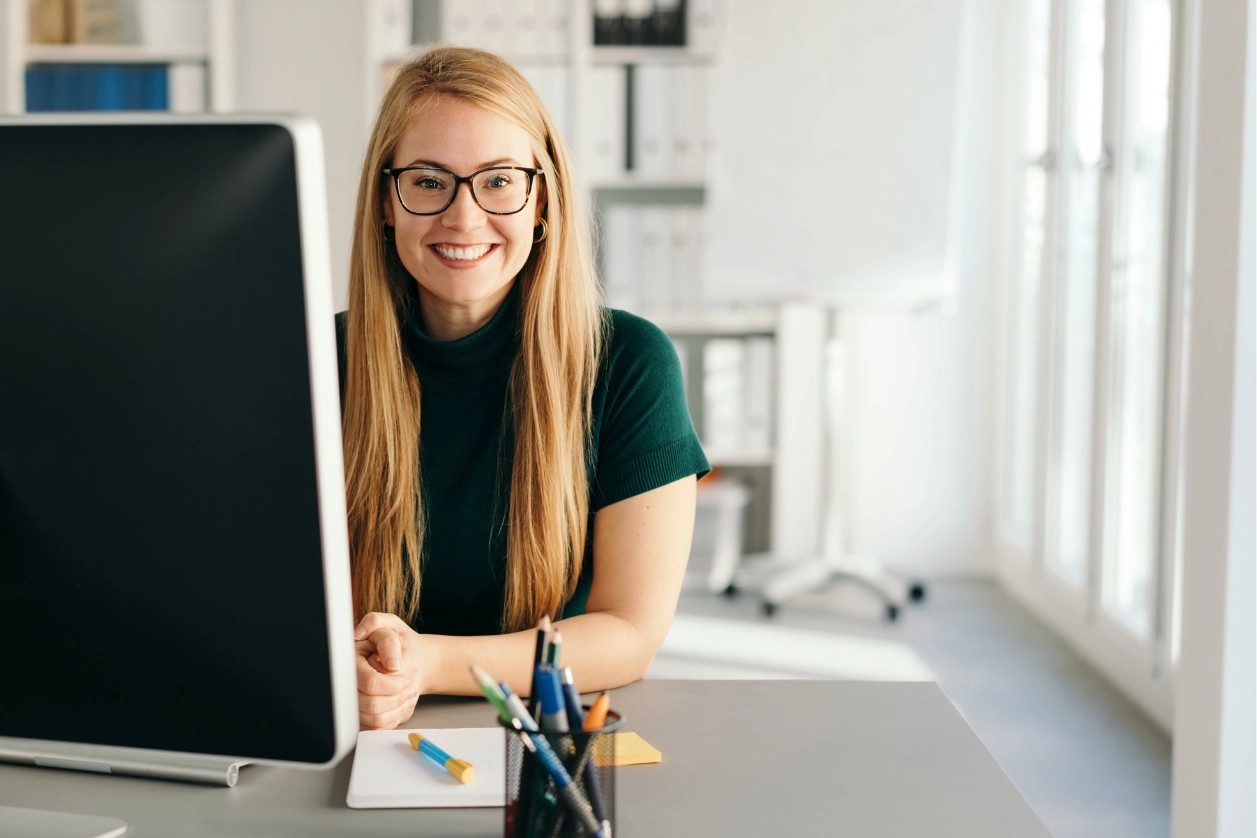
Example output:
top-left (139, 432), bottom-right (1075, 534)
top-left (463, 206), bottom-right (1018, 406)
top-left (401, 157), bottom-right (526, 170)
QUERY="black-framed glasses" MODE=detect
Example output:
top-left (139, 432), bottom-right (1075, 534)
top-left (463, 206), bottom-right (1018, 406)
top-left (382, 164), bottom-right (543, 216)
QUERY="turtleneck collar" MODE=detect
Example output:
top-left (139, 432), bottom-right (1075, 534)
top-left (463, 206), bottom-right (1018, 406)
top-left (403, 281), bottom-right (521, 384)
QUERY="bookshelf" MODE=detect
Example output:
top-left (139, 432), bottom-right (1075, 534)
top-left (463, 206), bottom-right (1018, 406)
top-left (0, 0), bottom-right (234, 114)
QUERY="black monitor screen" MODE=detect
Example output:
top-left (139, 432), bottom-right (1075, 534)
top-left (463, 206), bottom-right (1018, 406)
top-left (0, 118), bottom-right (353, 766)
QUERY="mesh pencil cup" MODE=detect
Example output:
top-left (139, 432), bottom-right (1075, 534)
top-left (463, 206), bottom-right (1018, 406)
top-left (502, 708), bottom-right (623, 838)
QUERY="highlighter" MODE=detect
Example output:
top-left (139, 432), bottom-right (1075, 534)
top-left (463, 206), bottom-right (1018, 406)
top-left (408, 732), bottom-right (475, 784)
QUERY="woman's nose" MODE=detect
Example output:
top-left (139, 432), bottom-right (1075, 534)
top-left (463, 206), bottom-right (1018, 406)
top-left (440, 182), bottom-right (485, 230)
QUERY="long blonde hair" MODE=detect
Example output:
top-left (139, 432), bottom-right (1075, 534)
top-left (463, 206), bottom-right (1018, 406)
top-left (342, 46), bottom-right (603, 632)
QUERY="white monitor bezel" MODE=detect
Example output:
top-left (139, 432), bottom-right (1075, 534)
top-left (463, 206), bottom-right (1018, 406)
top-left (0, 113), bottom-right (358, 784)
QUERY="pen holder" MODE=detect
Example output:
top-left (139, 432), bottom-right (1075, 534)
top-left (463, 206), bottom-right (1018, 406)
top-left (502, 709), bottom-right (623, 838)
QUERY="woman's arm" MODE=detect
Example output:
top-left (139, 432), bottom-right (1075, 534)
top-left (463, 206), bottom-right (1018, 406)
top-left (355, 474), bottom-right (697, 728)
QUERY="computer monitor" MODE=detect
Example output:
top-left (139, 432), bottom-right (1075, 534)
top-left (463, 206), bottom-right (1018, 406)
top-left (0, 115), bottom-right (358, 790)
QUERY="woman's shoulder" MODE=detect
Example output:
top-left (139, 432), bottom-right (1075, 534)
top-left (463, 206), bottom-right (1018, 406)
top-left (601, 307), bottom-right (675, 359)
top-left (595, 307), bottom-right (685, 400)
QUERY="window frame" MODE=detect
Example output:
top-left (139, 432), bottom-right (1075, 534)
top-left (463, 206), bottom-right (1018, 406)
top-left (993, 0), bottom-right (1190, 731)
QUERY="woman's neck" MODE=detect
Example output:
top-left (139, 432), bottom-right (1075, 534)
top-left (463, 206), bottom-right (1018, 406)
top-left (415, 280), bottom-right (516, 341)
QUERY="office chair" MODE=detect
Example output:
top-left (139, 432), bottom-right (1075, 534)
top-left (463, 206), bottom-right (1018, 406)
top-left (737, 314), bottom-right (926, 621)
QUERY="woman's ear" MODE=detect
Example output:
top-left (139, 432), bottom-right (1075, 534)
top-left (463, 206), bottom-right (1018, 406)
top-left (534, 178), bottom-right (548, 225)
top-left (382, 193), bottom-right (395, 227)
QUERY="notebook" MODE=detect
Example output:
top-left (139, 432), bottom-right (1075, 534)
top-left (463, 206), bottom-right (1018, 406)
top-left (346, 727), bottom-right (506, 808)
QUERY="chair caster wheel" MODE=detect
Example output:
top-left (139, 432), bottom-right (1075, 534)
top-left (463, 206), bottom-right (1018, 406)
top-left (885, 604), bottom-right (901, 622)
top-left (761, 601), bottom-right (778, 618)
top-left (721, 583), bottom-right (741, 598)
top-left (908, 581), bottom-right (927, 603)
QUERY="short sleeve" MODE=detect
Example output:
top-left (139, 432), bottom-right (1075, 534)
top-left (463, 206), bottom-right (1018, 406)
top-left (590, 310), bottom-right (710, 510)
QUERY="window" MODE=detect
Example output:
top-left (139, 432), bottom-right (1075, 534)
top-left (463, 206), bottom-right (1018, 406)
top-left (997, 0), bottom-right (1180, 720)
top-left (1101, 0), bottom-right (1173, 637)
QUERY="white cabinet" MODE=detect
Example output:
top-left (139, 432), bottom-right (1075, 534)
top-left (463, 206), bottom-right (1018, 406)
top-left (0, 0), bottom-right (233, 114)
top-left (658, 303), bottom-right (828, 563)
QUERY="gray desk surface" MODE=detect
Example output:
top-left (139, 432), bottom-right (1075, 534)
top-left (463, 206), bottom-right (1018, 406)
top-left (0, 680), bottom-right (1048, 837)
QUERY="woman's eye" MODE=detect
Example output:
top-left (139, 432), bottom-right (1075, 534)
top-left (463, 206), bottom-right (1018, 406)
top-left (485, 174), bottom-right (513, 189)
top-left (415, 177), bottom-right (445, 191)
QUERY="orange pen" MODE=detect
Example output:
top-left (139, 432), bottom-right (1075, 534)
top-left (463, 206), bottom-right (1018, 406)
top-left (582, 691), bottom-right (611, 731)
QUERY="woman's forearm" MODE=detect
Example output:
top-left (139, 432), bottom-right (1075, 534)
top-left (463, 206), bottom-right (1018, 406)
top-left (420, 477), bottom-right (696, 700)
top-left (424, 610), bottom-right (660, 698)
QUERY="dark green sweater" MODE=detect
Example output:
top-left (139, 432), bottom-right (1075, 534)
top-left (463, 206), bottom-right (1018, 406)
top-left (336, 287), bottom-right (708, 636)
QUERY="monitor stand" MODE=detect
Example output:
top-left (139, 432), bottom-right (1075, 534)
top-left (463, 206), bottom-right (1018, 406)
top-left (0, 742), bottom-right (248, 787)
top-left (0, 805), bottom-right (127, 838)
top-left (29, 753), bottom-right (246, 787)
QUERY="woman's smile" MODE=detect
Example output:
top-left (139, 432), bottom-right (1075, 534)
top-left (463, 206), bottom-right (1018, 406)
top-left (430, 243), bottom-right (495, 261)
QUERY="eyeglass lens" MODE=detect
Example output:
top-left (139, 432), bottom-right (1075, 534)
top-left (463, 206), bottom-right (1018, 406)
top-left (395, 167), bottom-right (532, 214)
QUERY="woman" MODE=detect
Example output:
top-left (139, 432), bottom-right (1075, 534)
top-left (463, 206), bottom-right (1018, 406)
top-left (339, 46), bottom-right (709, 729)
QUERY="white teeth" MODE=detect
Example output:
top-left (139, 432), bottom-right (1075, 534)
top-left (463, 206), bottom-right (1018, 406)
top-left (434, 244), bottom-right (492, 261)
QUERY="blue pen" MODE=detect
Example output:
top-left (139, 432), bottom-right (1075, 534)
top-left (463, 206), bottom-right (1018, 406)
top-left (498, 681), bottom-right (548, 836)
top-left (560, 667), bottom-right (610, 827)
top-left (498, 681), bottom-right (540, 732)
top-left (528, 615), bottom-right (552, 720)
top-left (558, 666), bottom-right (585, 731)
top-left (535, 664), bottom-right (569, 732)
top-left (509, 718), bottom-right (606, 838)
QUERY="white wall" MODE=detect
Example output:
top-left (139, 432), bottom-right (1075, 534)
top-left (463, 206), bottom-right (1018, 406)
top-left (704, 0), bottom-right (997, 576)
top-left (841, 0), bottom-right (1001, 578)
top-left (705, 0), bottom-right (967, 303)
top-left (230, 0), bottom-right (369, 309)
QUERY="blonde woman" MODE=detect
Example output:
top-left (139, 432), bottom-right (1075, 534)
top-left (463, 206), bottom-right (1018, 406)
top-left (338, 46), bottom-right (709, 729)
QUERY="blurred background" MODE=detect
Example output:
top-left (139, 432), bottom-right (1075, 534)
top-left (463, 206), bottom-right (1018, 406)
top-left (2, 2), bottom-right (1251, 836)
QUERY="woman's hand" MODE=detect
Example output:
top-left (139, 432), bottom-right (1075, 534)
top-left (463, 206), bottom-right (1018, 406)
top-left (353, 612), bottom-right (430, 730)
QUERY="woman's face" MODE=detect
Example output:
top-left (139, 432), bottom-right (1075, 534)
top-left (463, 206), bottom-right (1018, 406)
top-left (384, 96), bottom-right (544, 339)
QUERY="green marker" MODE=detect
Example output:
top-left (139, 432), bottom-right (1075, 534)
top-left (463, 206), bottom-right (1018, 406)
top-left (469, 664), bottom-right (513, 723)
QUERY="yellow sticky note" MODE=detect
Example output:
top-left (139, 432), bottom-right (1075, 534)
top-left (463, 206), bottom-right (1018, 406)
top-left (598, 732), bottom-right (662, 766)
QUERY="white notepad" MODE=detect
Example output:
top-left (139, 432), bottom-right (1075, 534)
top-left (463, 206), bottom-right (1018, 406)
top-left (346, 727), bottom-right (507, 809)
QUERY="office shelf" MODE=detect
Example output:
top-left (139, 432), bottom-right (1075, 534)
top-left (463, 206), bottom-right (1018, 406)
top-left (1, 0), bottom-right (234, 114)
top-left (23, 43), bottom-right (210, 63)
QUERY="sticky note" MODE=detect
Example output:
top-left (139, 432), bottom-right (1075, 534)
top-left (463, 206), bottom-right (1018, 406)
top-left (597, 731), bottom-right (662, 766)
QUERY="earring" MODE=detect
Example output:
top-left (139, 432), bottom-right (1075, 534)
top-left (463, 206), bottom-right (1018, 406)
top-left (382, 223), bottom-right (395, 242)
top-left (532, 218), bottom-right (548, 243)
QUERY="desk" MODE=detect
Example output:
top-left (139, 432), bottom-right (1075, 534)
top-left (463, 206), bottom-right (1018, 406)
top-left (0, 680), bottom-right (1048, 837)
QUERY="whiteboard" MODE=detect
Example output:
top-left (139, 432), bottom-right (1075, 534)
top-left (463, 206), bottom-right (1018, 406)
top-left (703, 0), bottom-right (970, 307)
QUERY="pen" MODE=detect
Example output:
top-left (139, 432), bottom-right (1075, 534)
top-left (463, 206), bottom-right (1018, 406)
top-left (498, 681), bottom-right (540, 732)
top-left (534, 663), bottom-right (573, 838)
top-left (508, 718), bottom-right (606, 838)
top-left (558, 666), bottom-right (585, 731)
top-left (408, 731), bottom-right (475, 784)
top-left (583, 691), bottom-right (611, 731)
top-left (535, 663), bottom-right (569, 732)
top-left (494, 675), bottom-right (545, 836)
top-left (528, 615), bottom-right (553, 720)
top-left (469, 664), bottom-right (513, 724)
top-left (546, 629), bottom-right (563, 666)
top-left (561, 667), bottom-right (610, 827)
